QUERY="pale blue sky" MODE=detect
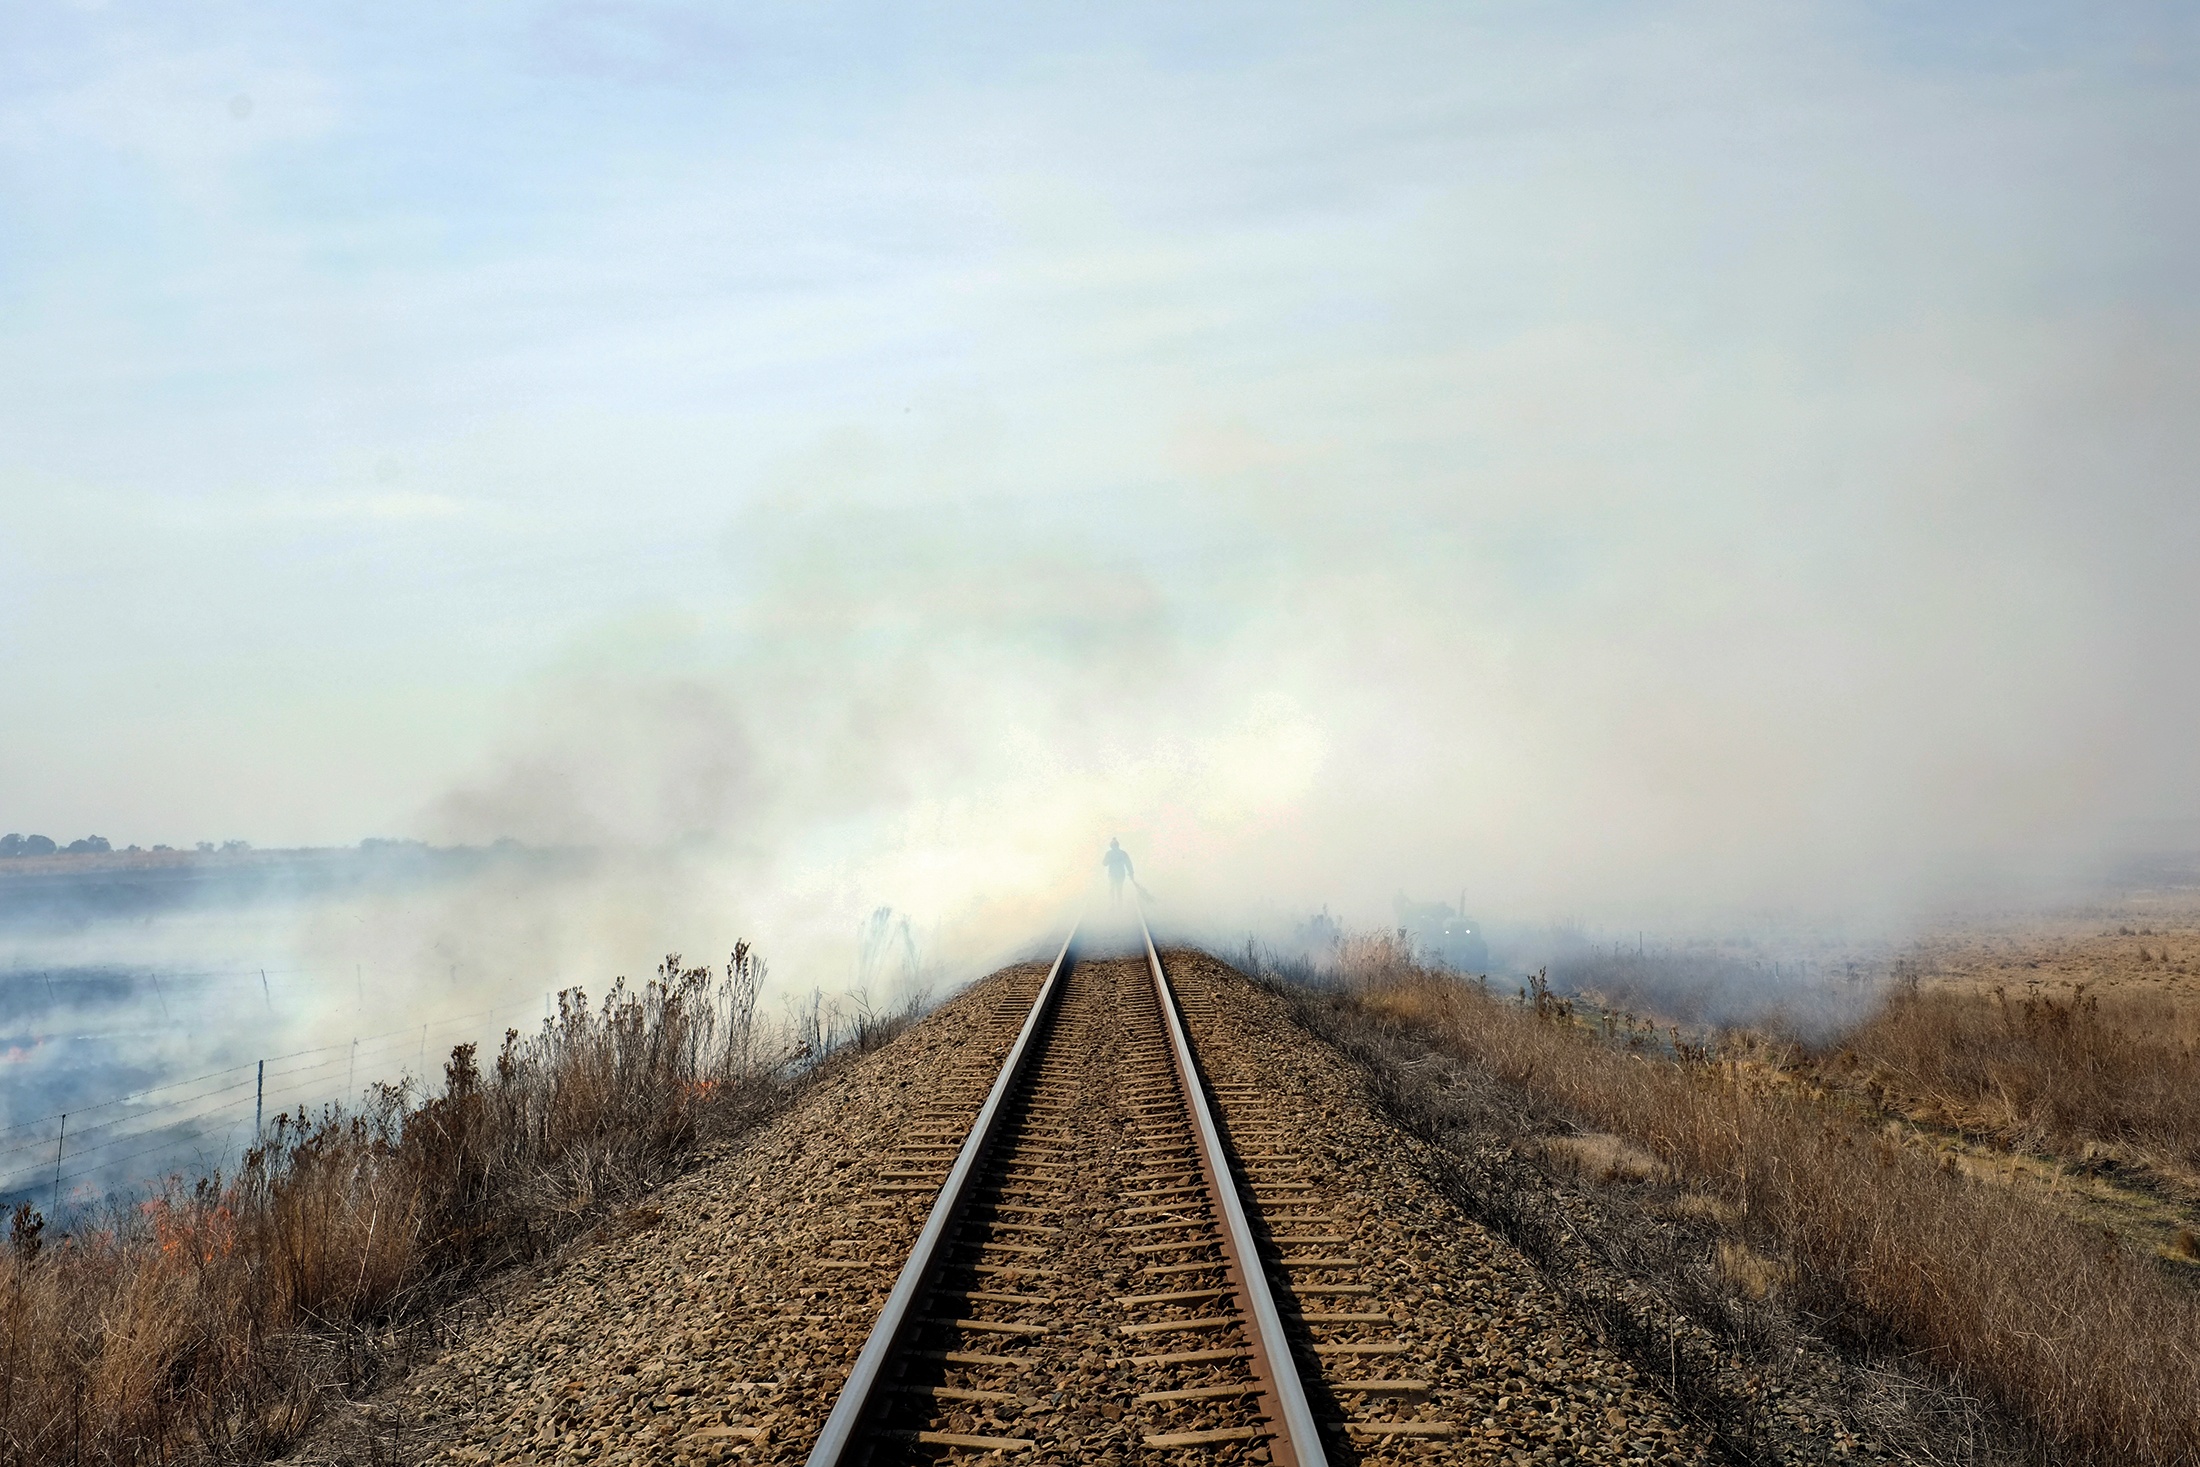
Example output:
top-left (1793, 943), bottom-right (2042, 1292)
top-left (3, 2), bottom-right (2196, 932)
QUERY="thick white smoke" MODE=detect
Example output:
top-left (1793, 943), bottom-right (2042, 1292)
top-left (4, 2), bottom-right (2196, 1014)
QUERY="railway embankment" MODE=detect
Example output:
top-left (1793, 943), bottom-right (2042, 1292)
top-left (301, 945), bottom-right (2049, 1467)
top-left (359, 961), bottom-right (1050, 1466)
top-left (339, 946), bottom-right (1707, 1467)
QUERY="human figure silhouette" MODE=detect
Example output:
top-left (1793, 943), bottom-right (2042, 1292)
top-left (1102, 839), bottom-right (1134, 903)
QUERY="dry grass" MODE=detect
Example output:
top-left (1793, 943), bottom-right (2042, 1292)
top-left (1540, 1131), bottom-right (1665, 1184)
top-left (1909, 907), bottom-right (2200, 1016)
top-left (1293, 934), bottom-right (2200, 1467)
top-left (1714, 1239), bottom-right (1793, 1301)
top-left (1820, 981), bottom-right (2200, 1172)
top-left (0, 947), bottom-right (902, 1466)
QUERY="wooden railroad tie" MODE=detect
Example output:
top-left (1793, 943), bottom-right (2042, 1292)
top-left (1144, 1426), bottom-right (1269, 1448)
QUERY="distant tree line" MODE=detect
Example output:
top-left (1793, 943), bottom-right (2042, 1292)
top-left (0, 834), bottom-right (95, 856)
top-left (0, 834), bottom-right (253, 858)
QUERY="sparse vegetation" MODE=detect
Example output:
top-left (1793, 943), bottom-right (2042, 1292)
top-left (0, 946), bottom-right (919, 1467)
top-left (1252, 933), bottom-right (2200, 1467)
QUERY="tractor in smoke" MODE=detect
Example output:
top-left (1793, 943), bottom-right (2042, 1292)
top-left (1394, 892), bottom-right (1489, 972)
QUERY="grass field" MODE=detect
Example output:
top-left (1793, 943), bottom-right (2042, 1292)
top-left (1546, 895), bottom-right (2200, 1265)
top-left (1804, 899), bottom-right (2200, 1265)
top-left (1256, 900), bottom-right (2200, 1467)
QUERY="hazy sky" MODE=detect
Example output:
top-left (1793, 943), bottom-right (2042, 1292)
top-left (4, 3), bottom-right (2197, 966)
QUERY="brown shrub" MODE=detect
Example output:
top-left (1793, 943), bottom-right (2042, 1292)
top-left (0, 946), bottom-right (837, 1467)
top-left (1308, 938), bottom-right (2200, 1467)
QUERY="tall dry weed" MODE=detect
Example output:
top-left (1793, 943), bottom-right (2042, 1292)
top-left (0, 946), bottom-right (834, 1467)
top-left (1826, 982), bottom-right (2200, 1168)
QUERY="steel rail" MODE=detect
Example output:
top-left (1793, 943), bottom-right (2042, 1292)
top-left (804, 924), bottom-right (1078, 1467)
top-left (1139, 904), bottom-right (1330, 1467)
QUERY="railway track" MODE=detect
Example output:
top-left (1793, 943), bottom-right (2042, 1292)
top-left (804, 915), bottom-right (1455, 1464)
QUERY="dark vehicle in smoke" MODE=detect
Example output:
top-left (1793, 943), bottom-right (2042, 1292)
top-left (1394, 893), bottom-right (1489, 972)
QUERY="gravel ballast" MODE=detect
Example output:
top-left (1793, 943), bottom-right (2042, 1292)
top-left (315, 949), bottom-right (1788, 1465)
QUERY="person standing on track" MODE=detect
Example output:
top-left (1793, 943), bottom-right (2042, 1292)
top-left (1103, 838), bottom-right (1135, 903)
